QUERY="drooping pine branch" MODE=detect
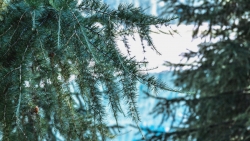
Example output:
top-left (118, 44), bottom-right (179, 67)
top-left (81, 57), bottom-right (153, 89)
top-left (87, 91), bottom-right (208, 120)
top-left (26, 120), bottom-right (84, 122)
top-left (0, 0), bottom-right (175, 140)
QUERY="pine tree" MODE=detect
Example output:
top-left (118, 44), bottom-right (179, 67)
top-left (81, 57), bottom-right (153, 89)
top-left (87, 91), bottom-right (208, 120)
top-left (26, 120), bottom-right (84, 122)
top-left (143, 0), bottom-right (250, 140)
top-left (0, 0), bottom-right (174, 140)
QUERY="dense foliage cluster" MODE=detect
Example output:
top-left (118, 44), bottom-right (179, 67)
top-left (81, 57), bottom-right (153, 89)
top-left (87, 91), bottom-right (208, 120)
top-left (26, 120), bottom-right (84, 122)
top-left (0, 0), bottom-right (174, 140)
top-left (144, 0), bottom-right (250, 140)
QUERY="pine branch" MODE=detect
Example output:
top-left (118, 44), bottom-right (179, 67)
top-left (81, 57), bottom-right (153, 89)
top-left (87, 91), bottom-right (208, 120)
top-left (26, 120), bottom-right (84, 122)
top-left (0, 0), bottom-right (175, 140)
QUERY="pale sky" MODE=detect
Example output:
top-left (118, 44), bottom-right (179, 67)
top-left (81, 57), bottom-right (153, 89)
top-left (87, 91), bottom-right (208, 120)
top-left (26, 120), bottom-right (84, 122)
top-left (118, 25), bottom-right (202, 72)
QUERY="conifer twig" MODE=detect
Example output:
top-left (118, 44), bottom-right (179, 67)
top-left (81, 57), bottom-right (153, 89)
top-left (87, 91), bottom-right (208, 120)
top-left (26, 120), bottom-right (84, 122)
top-left (71, 12), bottom-right (99, 63)
top-left (57, 9), bottom-right (61, 49)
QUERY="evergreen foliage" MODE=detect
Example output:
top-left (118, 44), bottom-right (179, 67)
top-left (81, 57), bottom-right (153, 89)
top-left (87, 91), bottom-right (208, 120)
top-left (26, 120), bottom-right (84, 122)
top-left (0, 0), bottom-right (174, 140)
top-left (144, 0), bottom-right (250, 140)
